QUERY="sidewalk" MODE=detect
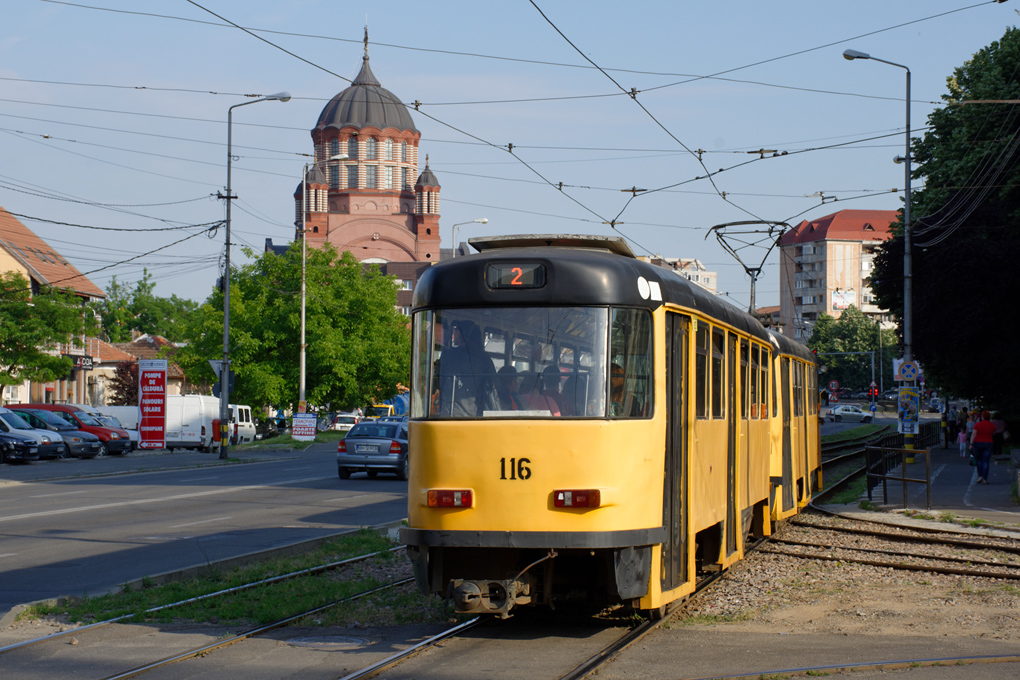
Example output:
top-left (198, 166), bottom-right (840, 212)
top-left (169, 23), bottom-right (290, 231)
top-left (854, 441), bottom-right (1019, 529)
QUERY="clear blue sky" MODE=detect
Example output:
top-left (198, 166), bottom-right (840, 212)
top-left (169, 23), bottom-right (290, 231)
top-left (1, 0), bottom-right (1015, 308)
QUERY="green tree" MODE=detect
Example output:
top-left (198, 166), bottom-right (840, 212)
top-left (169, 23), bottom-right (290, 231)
top-left (174, 243), bottom-right (410, 412)
top-left (870, 27), bottom-right (1020, 417)
top-left (108, 361), bottom-right (138, 405)
top-left (808, 306), bottom-right (893, 392)
top-left (0, 271), bottom-right (100, 388)
top-left (100, 270), bottom-right (200, 343)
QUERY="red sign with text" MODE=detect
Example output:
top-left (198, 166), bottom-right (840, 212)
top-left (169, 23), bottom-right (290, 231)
top-left (138, 359), bottom-right (167, 449)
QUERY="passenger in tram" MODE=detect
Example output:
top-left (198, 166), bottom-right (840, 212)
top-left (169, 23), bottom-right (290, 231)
top-left (496, 364), bottom-right (522, 410)
top-left (541, 365), bottom-right (569, 415)
top-left (519, 371), bottom-right (561, 416)
top-left (437, 320), bottom-right (497, 417)
top-left (610, 363), bottom-right (643, 417)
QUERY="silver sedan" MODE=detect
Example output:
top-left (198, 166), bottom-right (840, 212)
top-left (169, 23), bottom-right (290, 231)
top-left (828, 404), bottom-right (873, 423)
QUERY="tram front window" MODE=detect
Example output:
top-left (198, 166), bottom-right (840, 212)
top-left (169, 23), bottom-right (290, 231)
top-left (412, 307), bottom-right (618, 419)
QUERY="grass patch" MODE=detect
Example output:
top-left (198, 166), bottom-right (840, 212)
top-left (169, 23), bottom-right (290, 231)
top-left (818, 476), bottom-right (868, 505)
top-left (235, 430), bottom-right (347, 452)
top-left (821, 423), bottom-right (885, 444)
top-left (21, 529), bottom-right (400, 626)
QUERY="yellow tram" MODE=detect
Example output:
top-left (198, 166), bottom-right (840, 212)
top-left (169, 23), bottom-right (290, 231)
top-left (401, 234), bottom-right (821, 617)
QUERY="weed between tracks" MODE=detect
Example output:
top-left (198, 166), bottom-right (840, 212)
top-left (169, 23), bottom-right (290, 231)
top-left (21, 529), bottom-right (453, 628)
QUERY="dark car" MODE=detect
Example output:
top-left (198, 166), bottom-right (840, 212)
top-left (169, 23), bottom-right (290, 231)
top-left (0, 408), bottom-right (65, 459)
top-left (13, 408), bottom-right (103, 459)
top-left (337, 420), bottom-right (409, 480)
top-left (10, 404), bottom-right (130, 456)
top-left (0, 431), bottom-right (40, 464)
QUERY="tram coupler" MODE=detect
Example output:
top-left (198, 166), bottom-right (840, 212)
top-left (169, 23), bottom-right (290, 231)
top-left (449, 574), bottom-right (535, 618)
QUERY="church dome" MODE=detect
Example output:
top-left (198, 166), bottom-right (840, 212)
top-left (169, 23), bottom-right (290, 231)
top-left (315, 56), bottom-right (418, 134)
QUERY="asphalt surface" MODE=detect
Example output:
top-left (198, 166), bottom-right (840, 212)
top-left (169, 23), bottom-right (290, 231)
top-left (1, 438), bottom-right (1018, 680)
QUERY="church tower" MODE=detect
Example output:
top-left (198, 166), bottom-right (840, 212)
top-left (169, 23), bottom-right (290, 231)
top-left (294, 31), bottom-right (441, 263)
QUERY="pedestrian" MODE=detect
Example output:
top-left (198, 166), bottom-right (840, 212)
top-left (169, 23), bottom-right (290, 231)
top-left (991, 411), bottom-right (1007, 458)
top-left (947, 404), bottom-right (959, 445)
top-left (957, 427), bottom-right (968, 457)
top-left (971, 410), bottom-right (996, 484)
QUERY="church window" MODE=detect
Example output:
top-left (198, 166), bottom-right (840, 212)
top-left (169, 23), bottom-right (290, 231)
top-left (366, 138), bottom-right (377, 160)
top-left (401, 141), bottom-right (407, 162)
top-left (385, 139), bottom-right (393, 160)
top-left (384, 166), bottom-right (393, 189)
top-left (330, 139), bottom-right (339, 157)
top-left (347, 165), bottom-right (358, 189)
top-left (366, 165), bottom-right (377, 189)
top-left (347, 137), bottom-right (359, 160)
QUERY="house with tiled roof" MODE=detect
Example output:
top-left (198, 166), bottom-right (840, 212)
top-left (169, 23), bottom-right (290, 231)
top-left (778, 209), bottom-right (897, 340)
top-left (0, 207), bottom-right (106, 405)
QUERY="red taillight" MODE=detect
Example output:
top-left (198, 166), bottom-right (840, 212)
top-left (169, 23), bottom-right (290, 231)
top-left (389, 440), bottom-right (402, 454)
top-left (337, 440), bottom-right (347, 453)
top-left (201, 425), bottom-right (206, 436)
top-left (554, 489), bottom-right (601, 508)
top-left (427, 489), bottom-right (473, 508)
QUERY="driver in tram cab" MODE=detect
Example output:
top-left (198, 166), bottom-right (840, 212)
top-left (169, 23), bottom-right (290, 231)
top-left (610, 363), bottom-right (642, 417)
top-left (437, 319), bottom-right (497, 417)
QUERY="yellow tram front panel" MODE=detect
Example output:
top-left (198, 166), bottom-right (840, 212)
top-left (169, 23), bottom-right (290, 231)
top-left (408, 418), bottom-right (665, 534)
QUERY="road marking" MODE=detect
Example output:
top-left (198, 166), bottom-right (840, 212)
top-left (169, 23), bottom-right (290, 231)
top-left (28, 490), bottom-right (91, 499)
top-left (0, 553), bottom-right (16, 558)
top-left (283, 467), bottom-right (313, 471)
top-left (177, 476), bottom-right (220, 483)
top-left (0, 476), bottom-right (332, 523)
top-left (170, 516), bottom-right (232, 528)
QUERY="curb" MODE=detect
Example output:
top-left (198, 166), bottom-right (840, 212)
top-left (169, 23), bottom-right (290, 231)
top-left (0, 519), bottom-right (406, 630)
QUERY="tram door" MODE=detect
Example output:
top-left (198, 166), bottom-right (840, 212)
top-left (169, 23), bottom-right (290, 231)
top-left (726, 333), bottom-right (737, 555)
top-left (780, 358), bottom-right (794, 511)
top-left (662, 313), bottom-right (689, 591)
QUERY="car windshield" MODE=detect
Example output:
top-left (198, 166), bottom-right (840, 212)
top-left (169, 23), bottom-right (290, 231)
top-left (25, 410), bottom-right (68, 428)
top-left (348, 423), bottom-right (398, 439)
top-left (74, 411), bottom-right (101, 426)
top-left (411, 306), bottom-right (652, 420)
top-left (0, 412), bottom-right (33, 430)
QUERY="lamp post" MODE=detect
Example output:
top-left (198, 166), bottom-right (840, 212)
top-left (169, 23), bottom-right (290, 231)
top-left (843, 49), bottom-right (913, 447)
top-left (450, 218), bottom-right (488, 258)
top-left (299, 153), bottom-right (347, 414)
top-left (220, 92), bottom-right (290, 459)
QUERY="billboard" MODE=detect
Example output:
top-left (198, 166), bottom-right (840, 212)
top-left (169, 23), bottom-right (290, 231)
top-left (138, 359), bottom-right (167, 449)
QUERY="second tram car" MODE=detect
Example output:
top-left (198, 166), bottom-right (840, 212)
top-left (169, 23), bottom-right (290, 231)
top-left (401, 234), bottom-right (821, 617)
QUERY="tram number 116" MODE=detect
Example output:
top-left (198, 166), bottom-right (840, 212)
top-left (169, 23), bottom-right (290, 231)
top-left (500, 457), bottom-right (531, 480)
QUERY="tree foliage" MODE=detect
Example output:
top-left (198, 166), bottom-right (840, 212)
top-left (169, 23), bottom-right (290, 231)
top-left (870, 27), bottom-right (1020, 417)
top-left (108, 361), bottom-right (138, 405)
top-left (0, 271), bottom-right (100, 387)
top-left (100, 269), bottom-right (199, 343)
top-left (173, 243), bottom-right (410, 412)
top-left (807, 306), bottom-right (896, 392)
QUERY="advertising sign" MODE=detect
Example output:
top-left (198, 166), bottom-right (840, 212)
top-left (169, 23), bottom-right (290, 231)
top-left (897, 385), bottom-right (919, 435)
top-left (831, 289), bottom-right (856, 311)
top-left (138, 359), bottom-right (167, 449)
top-left (292, 413), bottom-right (318, 442)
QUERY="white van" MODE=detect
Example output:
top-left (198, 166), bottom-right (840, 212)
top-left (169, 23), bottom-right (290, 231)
top-left (229, 404), bottom-right (256, 445)
top-left (164, 395), bottom-right (219, 451)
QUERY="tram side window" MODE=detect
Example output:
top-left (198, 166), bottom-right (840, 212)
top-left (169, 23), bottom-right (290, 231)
top-left (771, 352), bottom-right (778, 418)
top-left (762, 349), bottom-right (771, 418)
top-left (609, 308), bottom-right (652, 418)
top-left (793, 361), bottom-right (804, 416)
top-left (696, 324), bottom-right (708, 419)
top-left (750, 344), bottom-right (760, 419)
top-left (740, 340), bottom-right (749, 419)
top-left (711, 327), bottom-right (724, 419)
top-left (410, 310), bottom-right (433, 418)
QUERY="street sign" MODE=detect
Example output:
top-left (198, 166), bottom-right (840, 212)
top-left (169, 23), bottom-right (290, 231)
top-left (828, 380), bottom-right (840, 392)
top-left (209, 359), bottom-right (224, 375)
top-left (899, 360), bottom-right (919, 381)
top-left (870, 380), bottom-right (877, 388)
top-left (870, 403), bottom-right (877, 412)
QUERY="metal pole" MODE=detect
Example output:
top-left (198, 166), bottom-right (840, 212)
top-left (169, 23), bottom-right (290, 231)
top-left (219, 93), bottom-right (290, 459)
top-left (299, 163), bottom-right (308, 414)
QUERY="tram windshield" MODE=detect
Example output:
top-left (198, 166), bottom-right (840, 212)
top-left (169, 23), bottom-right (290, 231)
top-left (411, 307), bottom-right (652, 419)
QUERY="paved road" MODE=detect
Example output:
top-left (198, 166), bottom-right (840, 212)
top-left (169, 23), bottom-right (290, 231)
top-left (0, 445), bottom-right (407, 614)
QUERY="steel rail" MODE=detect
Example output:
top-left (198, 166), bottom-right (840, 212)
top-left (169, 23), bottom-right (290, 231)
top-left (681, 653), bottom-right (1020, 680)
top-left (0, 546), bottom-right (403, 655)
top-left (771, 537), bottom-right (1020, 572)
top-left (336, 616), bottom-right (483, 680)
top-left (792, 517), bottom-right (1020, 554)
top-left (97, 578), bottom-right (416, 680)
top-left (760, 546), bottom-right (1020, 580)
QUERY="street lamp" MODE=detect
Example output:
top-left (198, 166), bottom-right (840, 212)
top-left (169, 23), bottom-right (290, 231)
top-left (450, 218), bottom-right (488, 258)
top-left (220, 91), bottom-right (290, 459)
top-left (844, 49), bottom-right (913, 446)
top-left (299, 153), bottom-right (347, 414)
top-left (842, 49), bottom-right (912, 363)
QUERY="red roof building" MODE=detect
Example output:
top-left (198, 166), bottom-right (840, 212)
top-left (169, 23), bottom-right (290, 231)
top-left (778, 209), bottom-right (898, 340)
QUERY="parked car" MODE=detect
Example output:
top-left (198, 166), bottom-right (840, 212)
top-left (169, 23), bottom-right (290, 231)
top-left (0, 430), bottom-right (40, 464)
top-left (828, 404), bottom-right (873, 423)
top-left (331, 413), bottom-right (359, 433)
top-left (95, 414), bottom-right (139, 450)
top-left (882, 389), bottom-right (899, 399)
top-left (10, 408), bottom-right (104, 458)
top-left (928, 398), bottom-right (943, 413)
top-left (0, 407), bottom-right (65, 459)
top-left (9, 404), bottom-right (131, 456)
top-left (337, 420), bottom-right (409, 480)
